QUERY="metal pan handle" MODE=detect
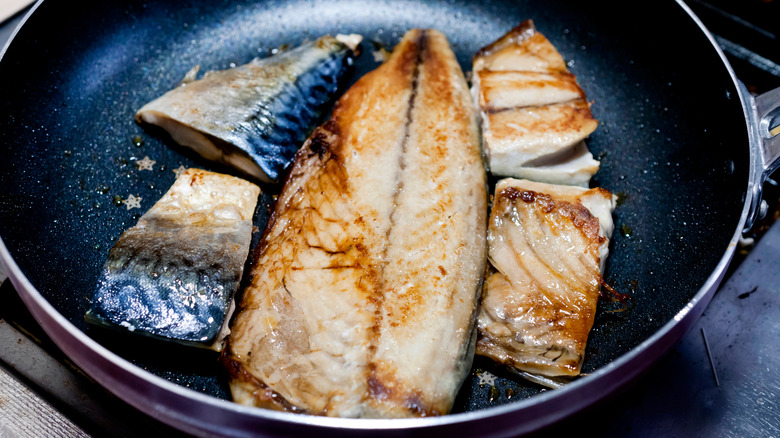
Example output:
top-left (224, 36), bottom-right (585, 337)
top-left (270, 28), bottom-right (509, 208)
top-left (742, 84), bottom-right (780, 231)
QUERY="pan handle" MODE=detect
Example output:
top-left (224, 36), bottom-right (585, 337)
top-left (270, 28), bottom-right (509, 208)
top-left (742, 84), bottom-right (780, 232)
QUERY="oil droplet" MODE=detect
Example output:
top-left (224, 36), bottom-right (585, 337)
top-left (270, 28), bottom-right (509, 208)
top-left (505, 387), bottom-right (516, 399)
top-left (488, 386), bottom-right (500, 402)
top-left (63, 150), bottom-right (72, 157)
top-left (96, 185), bottom-right (110, 194)
top-left (620, 224), bottom-right (633, 238)
top-left (113, 195), bottom-right (124, 206)
top-left (615, 192), bottom-right (628, 206)
top-left (132, 135), bottom-right (144, 147)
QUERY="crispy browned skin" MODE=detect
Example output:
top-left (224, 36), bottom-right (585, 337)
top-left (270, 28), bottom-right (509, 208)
top-left (477, 179), bottom-right (615, 377)
top-left (223, 29), bottom-right (487, 418)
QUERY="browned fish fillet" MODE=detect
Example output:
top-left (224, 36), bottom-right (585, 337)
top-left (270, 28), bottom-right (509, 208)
top-left (222, 29), bottom-right (487, 418)
top-left (472, 20), bottom-right (600, 186)
top-left (477, 178), bottom-right (615, 378)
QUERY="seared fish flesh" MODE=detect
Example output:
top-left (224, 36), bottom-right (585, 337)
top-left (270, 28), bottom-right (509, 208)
top-left (472, 21), bottom-right (599, 186)
top-left (223, 29), bottom-right (487, 418)
top-left (477, 178), bottom-right (615, 379)
top-left (86, 169), bottom-right (260, 351)
top-left (136, 35), bottom-right (361, 183)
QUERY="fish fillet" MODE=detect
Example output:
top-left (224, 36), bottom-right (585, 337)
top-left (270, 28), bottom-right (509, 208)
top-left (477, 178), bottom-right (615, 378)
top-left (86, 169), bottom-right (260, 351)
top-left (472, 21), bottom-right (599, 186)
top-left (223, 29), bottom-right (487, 418)
top-left (136, 35), bottom-right (360, 183)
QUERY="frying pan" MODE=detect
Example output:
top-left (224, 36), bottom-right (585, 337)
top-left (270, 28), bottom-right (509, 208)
top-left (1, 0), bottom-right (778, 436)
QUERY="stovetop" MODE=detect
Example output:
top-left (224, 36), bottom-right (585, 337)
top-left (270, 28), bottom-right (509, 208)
top-left (1, 1), bottom-right (779, 437)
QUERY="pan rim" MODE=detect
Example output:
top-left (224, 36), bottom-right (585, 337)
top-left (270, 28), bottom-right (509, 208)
top-left (0, 0), bottom-right (756, 435)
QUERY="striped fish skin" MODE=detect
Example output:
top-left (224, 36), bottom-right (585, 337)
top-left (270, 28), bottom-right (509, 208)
top-left (135, 35), bottom-right (361, 183)
top-left (223, 29), bottom-right (487, 418)
top-left (86, 169), bottom-right (260, 350)
top-left (477, 178), bottom-right (615, 378)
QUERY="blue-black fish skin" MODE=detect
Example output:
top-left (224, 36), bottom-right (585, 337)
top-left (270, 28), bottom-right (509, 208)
top-left (86, 169), bottom-right (260, 350)
top-left (241, 44), bottom-right (355, 181)
top-left (136, 35), bottom-right (361, 183)
top-left (86, 220), bottom-right (249, 347)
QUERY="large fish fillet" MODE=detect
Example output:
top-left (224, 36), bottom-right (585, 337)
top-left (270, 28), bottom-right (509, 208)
top-left (223, 29), bottom-right (487, 418)
top-left (477, 178), bottom-right (615, 380)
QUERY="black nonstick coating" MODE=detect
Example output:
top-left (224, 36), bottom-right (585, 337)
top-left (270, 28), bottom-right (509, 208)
top-left (0, 0), bottom-right (748, 417)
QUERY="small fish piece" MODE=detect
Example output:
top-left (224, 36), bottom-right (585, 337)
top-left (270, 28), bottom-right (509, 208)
top-left (477, 178), bottom-right (615, 379)
top-left (86, 169), bottom-right (260, 351)
top-left (472, 20), bottom-right (599, 186)
top-left (135, 35), bottom-right (362, 183)
top-left (222, 29), bottom-right (487, 418)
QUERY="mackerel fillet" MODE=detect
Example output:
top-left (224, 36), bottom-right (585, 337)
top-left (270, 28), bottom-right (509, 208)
top-left (136, 36), bottom-right (360, 183)
top-left (223, 29), bottom-right (487, 418)
top-left (86, 169), bottom-right (260, 350)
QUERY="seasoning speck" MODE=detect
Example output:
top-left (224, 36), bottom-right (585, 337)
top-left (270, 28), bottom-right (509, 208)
top-left (620, 224), bottom-right (633, 238)
top-left (132, 135), bottom-right (144, 147)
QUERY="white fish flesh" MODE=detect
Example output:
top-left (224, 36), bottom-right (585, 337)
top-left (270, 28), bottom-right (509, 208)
top-left (86, 169), bottom-right (260, 351)
top-left (136, 35), bottom-right (361, 183)
top-left (222, 29), bottom-right (487, 418)
top-left (472, 21), bottom-right (600, 186)
top-left (477, 178), bottom-right (615, 378)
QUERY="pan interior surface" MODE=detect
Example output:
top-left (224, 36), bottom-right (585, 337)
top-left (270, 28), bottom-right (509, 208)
top-left (0, 0), bottom-right (748, 416)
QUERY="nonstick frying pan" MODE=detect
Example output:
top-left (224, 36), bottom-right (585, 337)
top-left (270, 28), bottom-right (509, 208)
top-left (1, 0), bottom-right (779, 436)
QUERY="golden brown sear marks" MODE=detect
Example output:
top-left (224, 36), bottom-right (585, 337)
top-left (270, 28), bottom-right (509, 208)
top-left (472, 20), bottom-right (600, 186)
top-left (474, 21), bottom-right (568, 73)
top-left (223, 29), bottom-right (486, 418)
top-left (476, 178), bottom-right (615, 378)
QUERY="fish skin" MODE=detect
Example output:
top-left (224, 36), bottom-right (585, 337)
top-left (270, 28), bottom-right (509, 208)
top-left (135, 36), bottom-right (360, 183)
top-left (476, 178), bottom-right (615, 377)
top-left (86, 169), bottom-right (260, 350)
top-left (223, 29), bottom-right (487, 418)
